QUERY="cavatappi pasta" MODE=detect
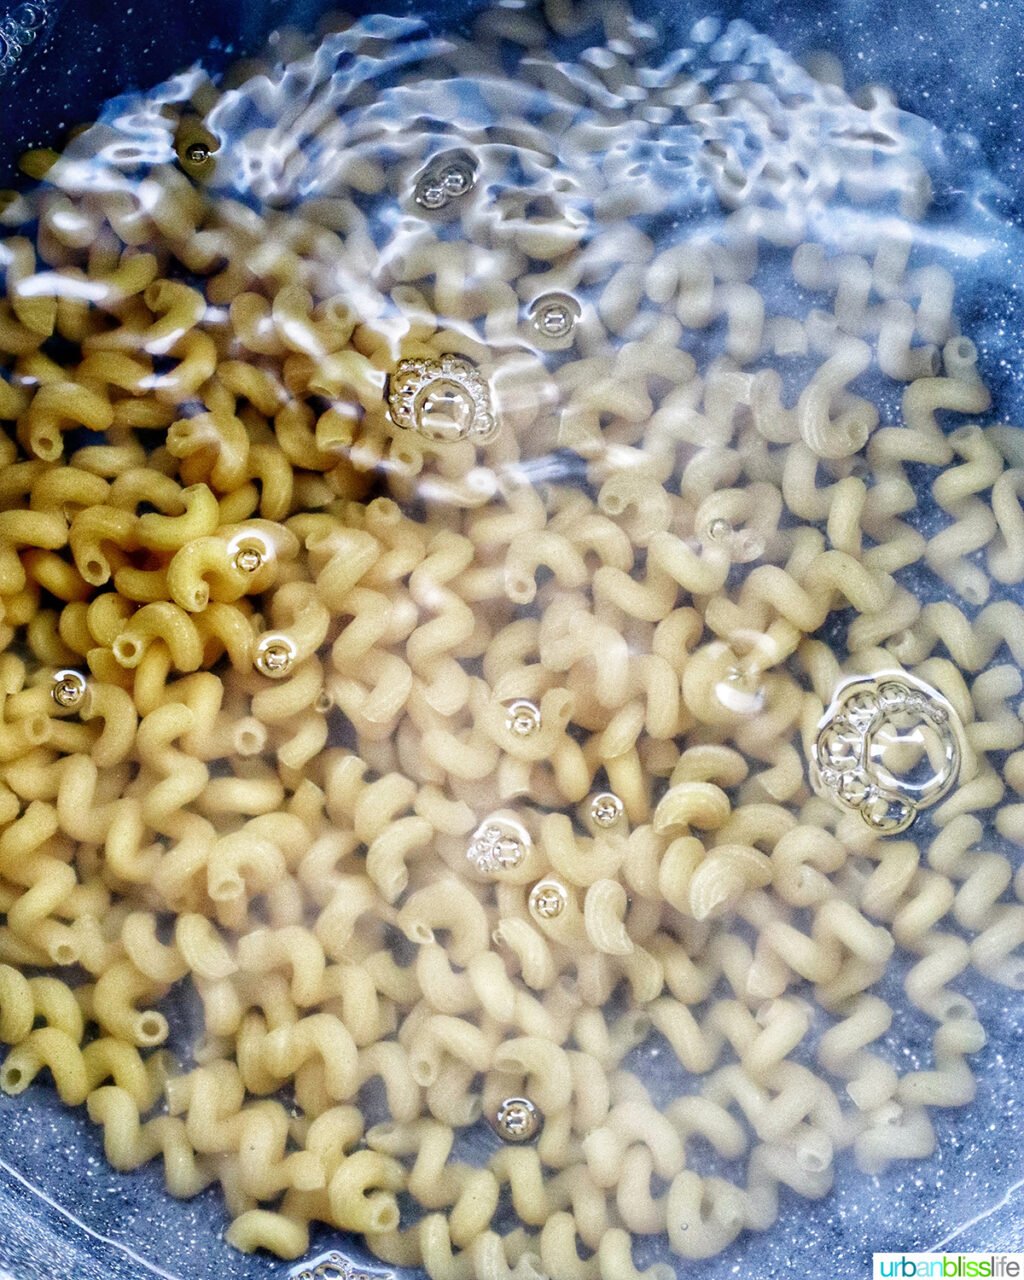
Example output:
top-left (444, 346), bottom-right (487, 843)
top-left (0, 3), bottom-right (1021, 1278)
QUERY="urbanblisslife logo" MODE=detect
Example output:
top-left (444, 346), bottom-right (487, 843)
top-left (874, 1255), bottom-right (1024, 1278)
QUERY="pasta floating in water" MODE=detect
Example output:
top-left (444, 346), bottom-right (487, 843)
top-left (0, 1), bottom-right (1021, 1276)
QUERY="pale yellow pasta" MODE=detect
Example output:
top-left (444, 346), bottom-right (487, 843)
top-left (87, 1086), bottom-right (213, 1197)
top-left (0, 15), bottom-right (1021, 1278)
top-left (1, 1027), bottom-right (90, 1103)
top-left (225, 1210), bottom-right (310, 1259)
top-left (92, 959), bottom-right (169, 1047)
top-left (582, 879), bottom-right (633, 955)
top-left (0, 963), bottom-right (34, 1044)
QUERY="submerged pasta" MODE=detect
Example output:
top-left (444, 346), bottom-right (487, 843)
top-left (0, 3), bottom-right (1022, 1278)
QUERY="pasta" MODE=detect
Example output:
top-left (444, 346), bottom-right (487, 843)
top-left (0, 3), bottom-right (1021, 1279)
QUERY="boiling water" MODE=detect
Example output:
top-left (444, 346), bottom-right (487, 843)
top-left (1, 3), bottom-right (1024, 1279)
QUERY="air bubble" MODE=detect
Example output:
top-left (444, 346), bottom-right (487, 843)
top-left (227, 531), bottom-right (274, 578)
top-left (714, 666), bottom-right (766, 716)
top-left (733, 529), bottom-right (765, 561)
top-left (817, 723), bottom-right (860, 771)
top-left (176, 121), bottom-right (218, 176)
top-left (417, 380), bottom-right (476, 438)
top-left (529, 878), bottom-right (568, 920)
top-left (493, 1096), bottom-right (542, 1143)
top-left (467, 813), bottom-right (531, 875)
top-left (837, 770), bottom-right (872, 805)
top-left (590, 791), bottom-right (625, 827)
top-left (51, 668), bottom-right (87, 711)
top-left (254, 634), bottom-right (297, 678)
top-left (877, 680), bottom-right (910, 711)
top-left (440, 163), bottom-right (472, 195)
top-left (13, 4), bottom-right (48, 30)
top-left (844, 690), bottom-right (879, 725)
top-left (232, 542), bottom-right (263, 573)
top-left (416, 182), bottom-right (447, 210)
top-left (702, 516), bottom-right (764, 563)
top-left (505, 699), bottom-right (542, 737)
top-left (528, 292), bottom-right (581, 342)
top-left (861, 791), bottom-right (914, 833)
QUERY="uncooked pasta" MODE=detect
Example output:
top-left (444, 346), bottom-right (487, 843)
top-left (0, 3), bottom-right (1022, 1278)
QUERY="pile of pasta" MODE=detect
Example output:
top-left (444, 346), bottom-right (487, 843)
top-left (1, 4), bottom-right (1024, 1278)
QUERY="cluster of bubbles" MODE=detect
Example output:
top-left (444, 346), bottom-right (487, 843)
top-left (386, 355), bottom-right (497, 445)
top-left (811, 673), bottom-right (962, 834)
top-left (412, 148), bottom-right (478, 211)
top-left (287, 1251), bottom-right (383, 1280)
top-left (466, 789), bottom-right (625, 878)
top-left (466, 813), bottom-right (533, 875)
top-left (0, 1), bottom-right (52, 78)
